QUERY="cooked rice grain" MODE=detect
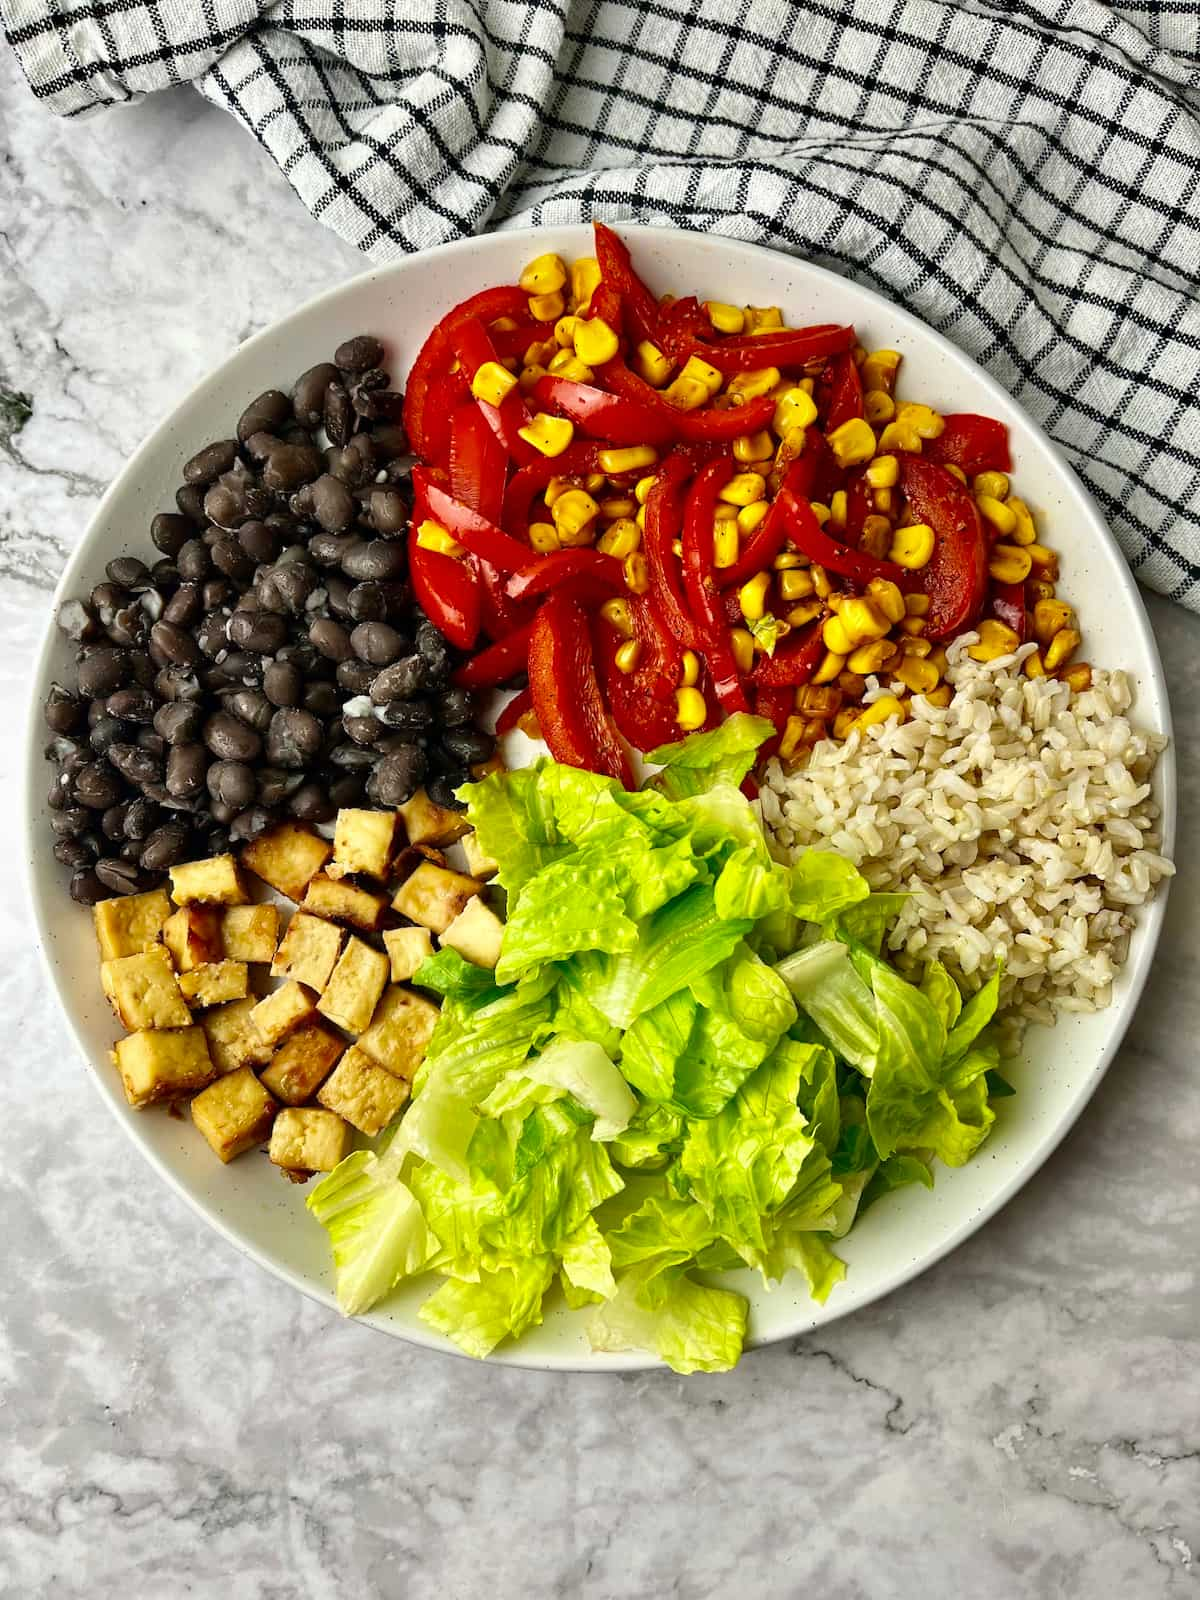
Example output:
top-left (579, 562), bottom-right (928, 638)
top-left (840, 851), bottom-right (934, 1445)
top-left (760, 637), bottom-right (1174, 1048)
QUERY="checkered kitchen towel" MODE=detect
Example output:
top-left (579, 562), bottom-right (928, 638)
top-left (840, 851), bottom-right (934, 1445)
top-left (5, 1), bottom-right (1200, 607)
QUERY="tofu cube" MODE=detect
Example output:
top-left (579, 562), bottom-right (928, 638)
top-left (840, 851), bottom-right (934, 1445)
top-left (200, 998), bottom-right (272, 1075)
top-left (268, 1107), bottom-right (352, 1176)
top-left (169, 854), bottom-right (247, 906)
top-left (356, 985), bottom-right (439, 1080)
top-left (93, 888), bottom-right (172, 960)
top-left (114, 1027), bottom-right (216, 1109)
top-left (439, 896), bottom-right (503, 970)
top-left (191, 1068), bottom-right (277, 1163)
top-left (177, 960), bottom-right (249, 1009)
top-left (260, 1021), bottom-right (345, 1104)
top-left (317, 937), bottom-right (390, 1034)
top-left (301, 874), bottom-right (389, 933)
top-left (241, 821), bottom-right (332, 902)
top-left (270, 912), bottom-right (344, 990)
top-left (317, 1046), bottom-right (410, 1136)
top-left (332, 808), bottom-right (396, 880)
top-left (250, 980), bottom-right (317, 1047)
top-left (101, 945), bottom-right (191, 1030)
top-left (163, 905), bottom-right (224, 971)
top-left (460, 831), bottom-right (499, 881)
top-left (220, 904), bottom-right (280, 964)
top-left (397, 789), bottom-right (472, 848)
top-left (392, 861), bottom-right (482, 934)
top-left (382, 926), bottom-right (434, 983)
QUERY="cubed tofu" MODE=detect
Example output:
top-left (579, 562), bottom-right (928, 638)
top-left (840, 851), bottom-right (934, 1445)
top-left (317, 937), bottom-right (390, 1034)
top-left (397, 789), bottom-right (472, 848)
top-left (356, 985), bottom-right (439, 1080)
top-left (93, 888), bottom-right (172, 961)
top-left (460, 831), bottom-right (499, 881)
top-left (332, 808), bottom-right (396, 880)
top-left (162, 905), bottom-right (224, 971)
top-left (177, 960), bottom-right (249, 1009)
top-left (220, 904), bottom-right (280, 964)
top-left (316, 1046), bottom-right (410, 1136)
top-left (439, 896), bottom-right (503, 970)
top-left (392, 861), bottom-right (482, 934)
top-left (101, 945), bottom-right (191, 1031)
top-left (382, 926), bottom-right (434, 983)
top-left (260, 1021), bottom-right (345, 1105)
top-left (114, 1027), bottom-right (216, 1109)
top-left (200, 998), bottom-right (272, 1075)
top-left (270, 912), bottom-right (344, 990)
top-left (169, 854), bottom-right (247, 906)
top-left (191, 1068), bottom-right (277, 1163)
top-left (241, 821), bottom-right (331, 902)
top-left (250, 980), bottom-right (317, 1047)
top-left (268, 1107), bottom-right (352, 1176)
top-left (301, 874), bottom-right (389, 933)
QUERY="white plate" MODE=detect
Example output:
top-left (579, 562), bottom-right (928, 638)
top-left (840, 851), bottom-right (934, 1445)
top-left (23, 225), bottom-right (1175, 1369)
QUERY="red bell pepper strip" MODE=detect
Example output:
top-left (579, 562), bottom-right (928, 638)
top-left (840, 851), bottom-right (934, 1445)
top-left (658, 295), bottom-right (713, 361)
top-left (692, 324), bottom-right (857, 375)
top-left (900, 456), bottom-right (989, 640)
top-left (989, 580), bottom-right (1027, 641)
top-left (488, 315), bottom-right (540, 360)
top-left (821, 351), bottom-right (864, 432)
top-left (780, 490), bottom-right (910, 588)
top-left (925, 413), bottom-right (1011, 477)
top-left (629, 593), bottom-right (684, 703)
top-left (503, 442), bottom-right (603, 533)
top-left (450, 318), bottom-right (536, 465)
top-left (595, 619), bottom-right (682, 751)
top-left (752, 684), bottom-right (795, 760)
top-left (533, 374), bottom-right (679, 446)
top-left (680, 459), bottom-right (750, 713)
top-left (528, 590), bottom-right (633, 785)
top-left (600, 356), bottom-right (777, 443)
top-left (452, 624), bottom-right (533, 689)
top-left (750, 624), bottom-right (824, 687)
top-left (842, 468), bottom-right (874, 548)
top-left (716, 453), bottom-right (819, 590)
top-left (594, 223), bottom-right (662, 348)
top-left (588, 280), bottom-right (624, 335)
top-left (448, 404), bottom-right (522, 639)
top-left (643, 453), bottom-right (705, 651)
top-left (416, 471), bottom-right (535, 573)
top-left (505, 548), bottom-right (624, 604)
top-left (496, 685), bottom-right (533, 737)
top-left (409, 543), bottom-right (480, 652)
top-left (403, 284), bottom-right (530, 463)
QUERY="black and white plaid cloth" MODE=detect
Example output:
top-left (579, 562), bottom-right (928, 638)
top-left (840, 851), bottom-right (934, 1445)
top-left (6, 0), bottom-right (1200, 609)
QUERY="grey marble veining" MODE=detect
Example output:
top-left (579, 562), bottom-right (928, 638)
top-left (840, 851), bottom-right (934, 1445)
top-left (2, 55), bottom-right (1199, 1600)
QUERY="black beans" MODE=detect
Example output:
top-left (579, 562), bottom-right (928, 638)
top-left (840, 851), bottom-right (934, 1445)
top-left (44, 684), bottom-right (84, 734)
top-left (364, 487), bottom-right (408, 535)
top-left (203, 711), bottom-right (261, 763)
top-left (292, 363), bottom-right (339, 428)
top-left (183, 439), bottom-right (239, 485)
top-left (211, 534), bottom-right (257, 581)
top-left (344, 712), bottom-right (381, 746)
top-left (228, 609), bottom-right (287, 654)
top-left (175, 484), bottom-right (208, 525)
top-left (351, 620), bottom-right (404, 666)
top-left (309, 531), bottom-right (358, 568)
top-left (326, 434), bottom-right (376, 487)
top-left (238, 390), bottom-right (291, 443)
top-left (427, 774), bottom-right (467, 811)
top-left (342, 539), bottom-right (406, 582)
top-left (229, 805), bottom-right (275, 843)
top-left (263, 660), bottom-right (303, 708)
top-left (324, 381), bottom-right (353, 448)
top-left (107, 743), bottom-right (161, 787)
top-left (177, 538), bottom-right (212, 582)
top-left (77, 647), bottom-right (128, 699)
top-left (238, 521), bottom-right (280, 565)
top-left (106, 687), bottom-right (158, 722)
top-left (262, 441), bottom-right (324, 493)
top-left (166, 743), bottom-right (207, 798)
top-left (107, 556), bottom-right (150, 590)
top-left (70, 868), bottom-right (107, 905)
top-left (149, 619), bottom-right (200, 668)
top-left (56, 600), bottom-right (98, 643)
top-left (377, 699), bottom-right (433, 734)
top-left (346, 581), bottom-right (389, 622)
top-left (335, 334), bottom-right (384, 372)
top-left (287, 781), bottom-right (335, 823)
top-left (163, 584), bottom-right (203, 628)
top-left (95, 856), bottom-right (144, 895)
top-left (151, 513), bottom-right (193, 558)
top-left (368, 747), bottom-right (427, 806)
top-left (266, 708), bottom-right (323, 769)
top-left (226, 688), bottom-right (274, 734)
top-left (75, 763), bottom-right (124, 809)
top-left (207, 759), bottom-right (257, 811)
top-left (443, 727), bottom-right (495, 765)
top-left (303, 681), bottom-right (340, 718)
top-left (437, 688), bottom-right (475, 727)
top-left (371, 656), bottom-right (426, 703)
top-left (309, 617), bottom-right (353, 662)
top-left (140, 822), bottom-right (190, 871)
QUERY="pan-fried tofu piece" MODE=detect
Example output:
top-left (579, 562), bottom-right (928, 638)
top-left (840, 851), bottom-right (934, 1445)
top-left (101, 945), bottom-right (191, 1031)
top-left (177, 960), bottom-right (249, 1009)
top-left (382, 926), bottom-right (434, 983)
top-left (191, 1068), bottom-right (277, 1162)
top-left (356, 985), bottom-right (439, 1080)
top-left (260, 1020), bottom-right (345, 1104)
top-left (460, 831), bottom-right (499, 881)
top-left (317, 937), bottom-right (390, 1034)
top-left (250, 980), bottom-right (317, 1047)
top-left (220, 904), bottom-right (280, 964)
top-left (301, 874), bottom-right (389, 932)
top-left (397, 789), bottom-right (472, 848)
top-left (270, 912), bottom-right (344, 990)
top-left (317, 1046), bottom-right (410, 1136)
top-left (162, 905), bottom-right (224, 971)
top-left (93, 888), bottom-right (172, 960)
top-left (392, 861), bottom-right (482, 935)
top-left (200, 998), bottom-right (272, 1075)
top-left (241, 821), bottom-right (331, 902)
top-left (332, 808), bottom-right (396, 880)
top-left (439, 897), bottom-right (503, 970)
top-left (169, 854), bottom-right (247, 906)
top-left (114, 1027), bottom-right (216, 1108)
top-left (268, 1107), bottom-right (352, 1177)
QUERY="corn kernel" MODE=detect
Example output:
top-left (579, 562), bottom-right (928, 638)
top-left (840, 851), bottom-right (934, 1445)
top-left (900, 635), bottom-right (932, 657)
top-left (470, 361), bottom-right (518, 407)
top-left (967, 619), bottom-right (1021, 662)
top-left (676, 649), bottom-right (701, 688)
top-left (546, 349), bottom-right (594, 383)
top-left (624, 552), bottom-right (649, 594)
top-left (525, 335), bottom-right (557, 365)
top-left (596, 445), bottom-right (656, 476)
top-left (677, 354), bottom-right (722, 398)
top-left (971, 471), bottom-right (1009, 502)
top-left (1029, 578), bottom-right (1056, 602)
top-left (718, 472), bottom-right (767, 507)
top-left (859, 515), bottom-right (892, 559)
top-left (839, 597), bottom-right (891, 647)
top-left (877, 419), bottom-right (923, 454)
top-left (518, 364), bottom-right (546, 393)
top-left (988, 544), bottom-right (1033, 584)
top-left (634, 341), bottom-right (673, 387)
top-left (744, 305), bottom-right (783, 332)
top-left (779, 568), bottom-right (815, 601)
top-left (923, 684), bottom-right (953, 708)
top-left (729, 628), bottom-right (755, 674)
top-left (675, 686), bottom-right (707, 731)
top-left (832, 707), bottom-right (860, 740)
top-left (795, 685), bottom-right (842, 718)
top-left (613, 639), bottom-right (642, 674)
top-left (905, 593), bottom-right (930, 616)
top-left (846, 639), bottom-right (899, 675)
top-left (860, 350), bottom-right (901, 394)
top-left (865, 453), bottom-right (899, 489)
top-left (551, 488), bottom-right (600, 541)
top-left (600, 496), bottom-right (636, 519)
top-left (866, 577), bottom-right (905, 623)
top-left (529, 290), bottom-right (566, 322)
top-left (888, 522), bottom-right (935, 569)
top-left (1026, 544), bottom-right (1059, 579)
top-left (786, 599), bottom-right (823, 626)
top-left (553, 315), bottom-right (581, 348)
top-left (809, 502), bottom-right (831, 526)
top-left (863, 389), bottom-right (895, 424)
top-left (585, 472), bottom-right (607, 494)
top-left (705, 301), bottom-right (745, 334)
top-left (1033, 597), bottom-right (1074, 644)
top-left (823, 615), bottom-right (852, 655)
top-left (597, 518), bottom-right (642, 559)
top-left (634, 475), bottom-right (657, 505)
top-left (873, 487), bottom-right (895, 515)
top-left (727, 367), bottom-right (782, 402)
top-left (574, 316), bottom-right (620, 367)
top-left (773, 549), bottom-right (805, 569)
top-left (899, 614), bottom-right (927, 637)
top-left (829, 489), bottom-right (847, 531)
top-left (733, 430), bottom-right (775, 463)
top-left (635, 504), bottom-right (646, 531)
top-left (1059, 662), bottom-right (1092, 692)
top-left (739, 571), bottom-right (772, 621)
top-left (1006, 495), bottom-right (1037, 546)
top-left (713, 520), bottom-right (739, 568)
top-left (812, 649), bottom-right (846, 685)
top-left (416, 520), bottom-right (463, 558)
top-left (519, 252), bottom-right (567, 296)
top-left (893, 656), bottom-right (940, 694)
top-left (1023, 649), bottom-right (1046, 679)
top-left (852, 695), bottom-right (907, 734)
top-left (662, 375), bottom-right (710, 411)
top-left (773, 386), bottom-right (819, 437)
top-left (895, 402), bottom-right (944, 439)
top-left (977, 494), bottom-right (1016, 535)
top-left (738, 501), bottom-right (771, 536)
top-left (570, 256), bottom-right (601, 313)
top-left (1043, 627), bottom-right (1081, 672)
top-left (600, 597), bottom-right (634, 636)
top-left (837, 671), bottom-right (867, 698)
top-left (826, 417), bottom-right (876, 468)
top-left (714, 503), bottom-right (739, 522)
top-left (778, 716), bottom-right (813, 764)
top-left (517, 412), bottom-right (575, 457)
top-left (810, 564), bottom-right (833, 599)
top-left (528, 521), bottom-right (560, 554)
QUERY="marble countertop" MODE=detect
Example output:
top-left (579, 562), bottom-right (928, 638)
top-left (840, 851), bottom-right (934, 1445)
top-left (2, 55), bottom-right (1198, 1600)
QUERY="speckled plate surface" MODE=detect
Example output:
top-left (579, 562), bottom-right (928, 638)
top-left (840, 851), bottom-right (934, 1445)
top-left (23, 225), bottom-right (1176, 1369)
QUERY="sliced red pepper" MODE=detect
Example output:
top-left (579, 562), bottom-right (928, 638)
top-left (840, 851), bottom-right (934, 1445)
top-left (989, 580), bottom-right (1027, 641)
top-left (588, 279), bottom-right (624, 335)
top-left (630, 593), bottom-right (684, 703)
top-left (752, 684), bottom-right (795, 760)
top-left (658, 295), bottom-right (713, 362)
top-left (925, 413), bottom-right (1012, 477)
top-left (717, 452), bottom-right (819, 590)
top-left (680, 459), bottom-right (750, 713)
top-left (643, 453), bottom-right (704, 651)
top-left (416, 471), bottom-right (535, 573)
top-left (694, 324), bottom-right (856, 375)
top-left (450, 318), bottom-right (536, 465)
top-left (600, 357), bottom-right (777, 443)
top-left (452, 624), bottom-right (532, 689)
top-left (821, 351), bottom-right (864, 432)
top-left (594, 222), bottom-right (662, 348)
top-left (496, 685), bottom-right (533, 736)
top-left (596, 619), bottom-right (681, 752)
top-left (842, 468), bottom-right (874, 548)
top-left (780, 490), bottom-right (909, 588)
top-left (488, 315), bottom-right (540, 360)
top-left (529, 590), bottom-right (633, 785)
top-left (448, 404), bottom-right (522, 639)
top-left (403, 284), bottom-right (529, 463)
top-left (505, 548), bottom-right (624, 604)
top-left (900, 456), bottom-right (989, 640)
top-left (503, 442), bottom-right (603, 533)
top-left (409, 543), bottom-right (480, 652)
top-left (533, 374), bottom-right (679, 446)
top-left (750, 624), bottom-right (824, 687)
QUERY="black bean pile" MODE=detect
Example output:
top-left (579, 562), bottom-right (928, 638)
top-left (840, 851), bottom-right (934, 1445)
top-left (43, 335), bottom-right (495, 906)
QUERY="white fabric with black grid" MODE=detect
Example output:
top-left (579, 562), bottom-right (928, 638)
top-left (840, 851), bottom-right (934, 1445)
top-left (5, 0), bottom-right (1200, 608)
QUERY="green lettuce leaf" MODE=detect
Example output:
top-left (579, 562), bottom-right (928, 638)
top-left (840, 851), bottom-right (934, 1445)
top-left (523, 1036), bottom-right (638, 1140)
top-left (495, 853), bottom-right (638, 982)
top-left (608, 1103), bottom-right (686, 1170)
top-left (776, 940), bottom-right (881, 1076)
top-left (587, 1260), bottom-right (748, 1374)
top-left (645, 712), bottom-right (774, 799)
top-left (789, 850), bottom-right (870, 923)
top-left (419, 1258), bottom-right (556, 1358)
top-left (411, 947), bottom-right (503, 1003)
top-left (307, 1143), bottom-right (436, 1316)
top-left (560, 1214), bottom-right (617, 1303)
